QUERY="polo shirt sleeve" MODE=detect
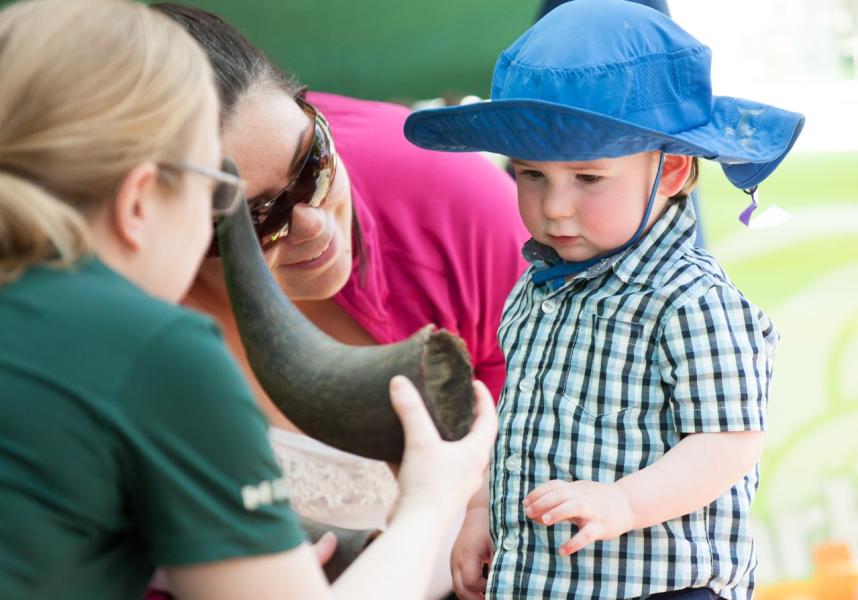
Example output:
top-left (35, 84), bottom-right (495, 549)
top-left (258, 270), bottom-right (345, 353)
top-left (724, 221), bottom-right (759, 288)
top-left (118, 313), bottom-right (305, 566)
top-left (656, 283), bottom-right (777, 434)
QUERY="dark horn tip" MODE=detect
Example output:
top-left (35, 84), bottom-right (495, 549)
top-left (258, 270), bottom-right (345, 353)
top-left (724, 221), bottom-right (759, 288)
top-left (421, 329), bottom-right (475, 441)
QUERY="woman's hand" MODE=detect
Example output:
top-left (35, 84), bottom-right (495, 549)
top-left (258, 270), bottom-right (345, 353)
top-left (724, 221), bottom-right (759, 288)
top-left (312, 531), bottom-right (337, 565)
top-left (450, 506), bottom-right (493, 600)
top-left (389, 376), bottom-right (497, 524)
top-left (523, 479), bottom-right (635, 556)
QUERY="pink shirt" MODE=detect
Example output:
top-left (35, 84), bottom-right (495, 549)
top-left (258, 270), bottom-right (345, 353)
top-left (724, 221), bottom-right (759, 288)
top-left (309, 92), bottom-right (529, 400)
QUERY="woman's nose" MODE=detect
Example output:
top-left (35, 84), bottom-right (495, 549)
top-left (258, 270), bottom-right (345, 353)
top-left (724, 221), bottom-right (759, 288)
top-left (286, 203), bottom-right (326, 243)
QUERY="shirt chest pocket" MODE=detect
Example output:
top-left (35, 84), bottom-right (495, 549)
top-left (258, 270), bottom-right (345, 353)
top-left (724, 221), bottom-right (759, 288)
top-left (561, 312), bottom-right (651, 418)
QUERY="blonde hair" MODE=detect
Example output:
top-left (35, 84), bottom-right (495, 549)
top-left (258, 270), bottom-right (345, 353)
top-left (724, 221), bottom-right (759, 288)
top-left (0, 0), bottom-right (214, 285)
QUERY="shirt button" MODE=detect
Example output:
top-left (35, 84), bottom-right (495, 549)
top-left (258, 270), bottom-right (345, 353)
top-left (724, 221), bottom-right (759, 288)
top-left (503, 536), bottom-right (517, 551)
top-left (541, 299), bottom-right (558, 314)
top-left (505, 455), bottom-right (521, 472)
top-left (518, 379), bottom-right (533, 393)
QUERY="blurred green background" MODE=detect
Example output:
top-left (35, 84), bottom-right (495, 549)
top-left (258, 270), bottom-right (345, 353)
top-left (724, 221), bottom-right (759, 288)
top-left (699, 152), bottom-right (858, 585)
top-left (0, 0), bottom-right (544, 100)
top-left (150, 0), bottom-right (543, 102)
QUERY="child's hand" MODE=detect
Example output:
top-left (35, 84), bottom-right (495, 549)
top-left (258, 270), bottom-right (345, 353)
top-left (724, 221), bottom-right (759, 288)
top-left (450, 506), bottom-right (493, 600)
top-left (523, 479), bottom-right (635, 555)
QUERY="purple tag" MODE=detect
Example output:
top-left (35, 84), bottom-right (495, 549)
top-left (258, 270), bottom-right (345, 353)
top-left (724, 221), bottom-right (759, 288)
top-left (739, 187), bottom-right (759, 227)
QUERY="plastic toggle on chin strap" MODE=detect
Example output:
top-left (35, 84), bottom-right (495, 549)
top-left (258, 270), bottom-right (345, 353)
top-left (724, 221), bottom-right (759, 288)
top-left (739, 186), bottom-right (791, 229)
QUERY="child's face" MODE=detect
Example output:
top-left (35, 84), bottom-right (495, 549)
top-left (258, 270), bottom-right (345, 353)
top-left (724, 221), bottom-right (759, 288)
top-left (510, 152), bottom-right (671, 263)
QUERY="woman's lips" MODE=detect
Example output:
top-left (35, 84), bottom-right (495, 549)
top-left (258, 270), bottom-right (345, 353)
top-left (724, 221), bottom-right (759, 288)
top-left (280, 235), bottom-right (337, 271)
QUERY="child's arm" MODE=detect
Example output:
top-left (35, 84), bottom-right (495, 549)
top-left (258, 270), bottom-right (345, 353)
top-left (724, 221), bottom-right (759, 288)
top-left (451, 472), bottom-right (493, 600)
top-left (526, 284), bottom-right (774, 556)
top-left (523, 430), bottom-right (763, 556)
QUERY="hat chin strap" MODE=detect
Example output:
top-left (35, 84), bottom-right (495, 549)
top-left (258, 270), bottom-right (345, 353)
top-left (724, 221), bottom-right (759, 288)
top-left (532, 151), bottom-right (666, 287)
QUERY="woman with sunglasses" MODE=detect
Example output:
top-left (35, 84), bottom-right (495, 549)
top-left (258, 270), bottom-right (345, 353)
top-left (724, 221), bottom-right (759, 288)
top-left (0, 1), bottom-right (497, 599)
top-left (153, 5), bottom-right (527, 597)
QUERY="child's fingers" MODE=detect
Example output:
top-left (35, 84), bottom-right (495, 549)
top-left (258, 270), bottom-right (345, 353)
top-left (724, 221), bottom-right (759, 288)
top-left (537, 498), bottom-right (593, 525)
top-left (452, 565), bottom-right (485, 600)
top-left (389, 375), bottom-right (441, 447)
top-left (523, 479), bottom-right (573, 507)
top-left (452, 569), bottom-right (462, 598)
top-left (457, 587), bottom-right (484, 600)
top-left (523, 490), bottom-right (566, 520)
top-left (452, 569), bottom-right (469, 600)
top-left (459, 554), bottom-right (487, 592)
top-left (560, 521), bottom-right (602, 556)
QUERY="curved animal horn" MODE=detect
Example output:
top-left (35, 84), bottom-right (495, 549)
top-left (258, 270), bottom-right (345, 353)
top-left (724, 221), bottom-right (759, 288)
top-left (215, 176), bottom-right (475, 462)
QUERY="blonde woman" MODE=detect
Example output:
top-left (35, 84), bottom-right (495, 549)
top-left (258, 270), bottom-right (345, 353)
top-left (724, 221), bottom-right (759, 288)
top-left (0, 1), bottom-right (497, 599)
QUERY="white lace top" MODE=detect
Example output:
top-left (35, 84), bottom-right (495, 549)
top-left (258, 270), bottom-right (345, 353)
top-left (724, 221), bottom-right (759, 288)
top-left (267, 427), bottom-right (399, 531)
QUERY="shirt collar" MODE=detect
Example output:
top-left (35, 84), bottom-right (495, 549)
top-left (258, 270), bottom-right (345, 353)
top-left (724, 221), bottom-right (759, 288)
top-left (612, 198), bottom-right (698, 285)
top-left (522, 198), bottom-right (698, 287)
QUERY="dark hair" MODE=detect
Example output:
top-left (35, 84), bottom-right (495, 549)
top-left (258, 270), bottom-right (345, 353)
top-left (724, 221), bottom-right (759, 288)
top-left (151, 3), bottom-right (300, 120)
top-left (152, 3), bottom-right (366, 278)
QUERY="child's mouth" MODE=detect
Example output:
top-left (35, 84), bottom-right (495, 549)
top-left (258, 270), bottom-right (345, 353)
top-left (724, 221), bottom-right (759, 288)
top-left (547, 234), bottom-right (581, 247)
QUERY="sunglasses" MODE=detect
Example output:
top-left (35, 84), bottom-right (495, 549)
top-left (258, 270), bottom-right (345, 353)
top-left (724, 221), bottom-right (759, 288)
top-left (205, 97), bottom-right (338, 258)
top-left (159, 157), bottom-right (245, 217)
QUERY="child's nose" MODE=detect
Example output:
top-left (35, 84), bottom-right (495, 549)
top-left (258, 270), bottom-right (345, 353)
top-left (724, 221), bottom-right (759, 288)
top-left (286, 203), bottom-right (326, 244)
top-left (541, 188), bottom-right (576, 221)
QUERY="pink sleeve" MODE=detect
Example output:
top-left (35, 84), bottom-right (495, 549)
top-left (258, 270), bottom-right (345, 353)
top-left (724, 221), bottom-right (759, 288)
top-left (475, 357), bottom-right (508, 403)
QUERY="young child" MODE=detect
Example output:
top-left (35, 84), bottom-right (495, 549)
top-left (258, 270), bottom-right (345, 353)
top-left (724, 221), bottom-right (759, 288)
top-left (404, 1), bottom-right (804, 599)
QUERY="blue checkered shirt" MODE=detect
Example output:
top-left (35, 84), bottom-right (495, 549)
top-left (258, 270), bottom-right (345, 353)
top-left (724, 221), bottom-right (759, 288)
top-left (488, 200), bottom-right (777, 600)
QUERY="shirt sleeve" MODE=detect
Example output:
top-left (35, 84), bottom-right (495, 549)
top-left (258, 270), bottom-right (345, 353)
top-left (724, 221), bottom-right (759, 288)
top-left (118, 313), bottom-right (305, 566)
top-left (656, 283), bottom-right (778, 434)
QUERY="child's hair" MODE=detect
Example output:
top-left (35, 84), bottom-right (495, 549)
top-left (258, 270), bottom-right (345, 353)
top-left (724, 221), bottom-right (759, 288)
top-left (0, 0), bottom-right (214, 285)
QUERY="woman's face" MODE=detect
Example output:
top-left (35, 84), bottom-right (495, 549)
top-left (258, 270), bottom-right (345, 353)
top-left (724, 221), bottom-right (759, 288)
top-left (221, 89), bottom-right (353, 301)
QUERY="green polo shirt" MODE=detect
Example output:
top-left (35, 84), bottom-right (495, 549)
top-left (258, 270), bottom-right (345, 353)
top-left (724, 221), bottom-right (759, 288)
top-left (0, 257), bottom-right (304, 599)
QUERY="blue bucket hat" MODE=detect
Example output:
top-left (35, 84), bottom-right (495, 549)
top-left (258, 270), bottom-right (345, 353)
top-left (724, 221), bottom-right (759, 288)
top-left (404, 0), bottom-right (805, 191)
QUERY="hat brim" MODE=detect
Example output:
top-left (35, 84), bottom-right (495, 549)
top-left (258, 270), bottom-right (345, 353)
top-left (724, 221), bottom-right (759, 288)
top-left (404, 96), bottom-right (805, 189)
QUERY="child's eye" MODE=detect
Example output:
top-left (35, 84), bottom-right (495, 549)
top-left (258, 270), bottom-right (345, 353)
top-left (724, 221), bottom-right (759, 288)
top-left (577, 174), bottom-right (602, 184)
top-left (517, 169), bottom-right (544, 180)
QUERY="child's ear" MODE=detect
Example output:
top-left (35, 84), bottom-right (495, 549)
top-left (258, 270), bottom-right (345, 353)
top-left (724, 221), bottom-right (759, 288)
top-left (658, 154), bottom-right (693, 198)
